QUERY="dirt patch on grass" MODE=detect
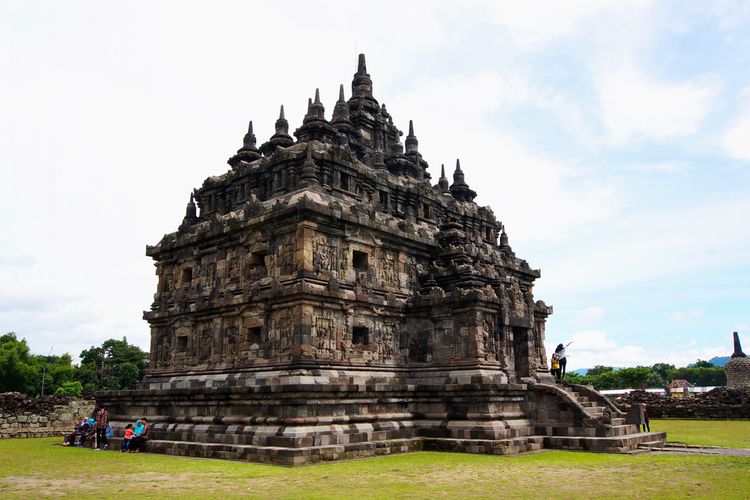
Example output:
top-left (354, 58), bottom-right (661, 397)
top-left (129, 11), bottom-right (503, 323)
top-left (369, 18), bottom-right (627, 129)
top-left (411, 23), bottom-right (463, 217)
top-left (0, 476), bottom-right (95, 497)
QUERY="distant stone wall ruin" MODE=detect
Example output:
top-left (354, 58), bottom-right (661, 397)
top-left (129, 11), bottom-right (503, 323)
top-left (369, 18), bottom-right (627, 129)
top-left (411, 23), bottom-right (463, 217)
top-left (0, 393), bottom-right (95, 439)
top-left (613, 387), bottom-right (750, 419)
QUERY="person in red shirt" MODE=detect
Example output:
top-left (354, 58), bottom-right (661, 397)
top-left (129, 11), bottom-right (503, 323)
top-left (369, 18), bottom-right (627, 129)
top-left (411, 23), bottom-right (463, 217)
top-left (121, 424), bottom-right (135, 452)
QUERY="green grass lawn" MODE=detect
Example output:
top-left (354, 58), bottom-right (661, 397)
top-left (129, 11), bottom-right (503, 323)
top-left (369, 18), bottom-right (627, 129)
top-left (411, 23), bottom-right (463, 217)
top-left (652, 419), bottom-right (750, 448)
top-left (1, 423), bottom-right (749, 499)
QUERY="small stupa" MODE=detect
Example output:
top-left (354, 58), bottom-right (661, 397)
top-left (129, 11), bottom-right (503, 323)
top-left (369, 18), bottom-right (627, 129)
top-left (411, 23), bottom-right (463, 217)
top-left (726, 332), bottom-right (750, 387)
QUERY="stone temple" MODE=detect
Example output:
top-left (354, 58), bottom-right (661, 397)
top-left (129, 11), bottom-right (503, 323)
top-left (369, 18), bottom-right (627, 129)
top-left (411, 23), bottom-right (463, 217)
top-left (99, 55), bottom-right (664, 464)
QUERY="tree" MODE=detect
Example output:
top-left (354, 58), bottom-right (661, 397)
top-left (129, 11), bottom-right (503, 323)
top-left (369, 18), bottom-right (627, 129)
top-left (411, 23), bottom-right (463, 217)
top-left (0, 333), bottom-right (35, 393)
top-left (77, 337), bottom-right (149, 391)
top-left (55, 380), bottom-right (83, 396)
top-left (671, 366), bottom-right (726, 387)
top-left (587, 365), bottom-right (615, 377)
top-left (692, 359), bottom-right (715, 368)
top-left (651, 363), bottom-right (675, 385)
top-left (0, 333), bottom-right (78, 396)
top-left (619, 367), bottom-right (656, 389)
top-left (589, 370), bottom-right (622, 390)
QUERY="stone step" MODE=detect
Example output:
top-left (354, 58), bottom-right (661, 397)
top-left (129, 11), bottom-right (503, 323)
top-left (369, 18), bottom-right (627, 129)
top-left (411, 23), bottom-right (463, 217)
top-left (129, 437), bottom-right (424, 466)
top-left (638, 440), bottom-right (667, 450)
top-left (535, 424), bottom-right (639, 438)
top-left (544, 431), bottom-right (667, 453)
top-left (423, 436), bottom-right (544, 456)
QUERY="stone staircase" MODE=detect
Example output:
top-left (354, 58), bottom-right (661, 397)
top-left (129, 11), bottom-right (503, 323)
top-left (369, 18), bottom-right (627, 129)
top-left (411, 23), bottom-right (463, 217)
top-left (533, 380), bottom-right (666, 453)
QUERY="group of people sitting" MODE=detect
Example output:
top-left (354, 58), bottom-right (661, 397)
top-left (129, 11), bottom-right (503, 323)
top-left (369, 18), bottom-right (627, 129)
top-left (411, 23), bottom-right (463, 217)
top-left (61, 404), bottom-right (151, 453)
top-left (119, 418), bottom-right (151, 452)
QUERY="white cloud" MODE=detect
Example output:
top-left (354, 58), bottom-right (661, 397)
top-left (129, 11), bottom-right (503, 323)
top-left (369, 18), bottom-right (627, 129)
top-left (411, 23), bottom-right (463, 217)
top-left (670, 310), bottom-right (704, 321)
top-left (569, 307), bottom-right (606, 326)
top-left (479, 0), bottom-right (653, 49)
top-left (567, 330), bottom-right (617, 351)
top-left (534, 198), bottom-right (750, 296)
top-left (546, 330), bottom-right (728, 369)
top-left (596, 67), bottom-right (718, 143)
top-left (628, 162), bottom-right (685, 174)
top-left (722, 110), bottom-right (750, 161)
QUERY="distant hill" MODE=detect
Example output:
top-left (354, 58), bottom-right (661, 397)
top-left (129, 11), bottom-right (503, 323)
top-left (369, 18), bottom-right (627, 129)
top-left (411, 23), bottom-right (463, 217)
top-left (708, 356), bottom-right (730, 367)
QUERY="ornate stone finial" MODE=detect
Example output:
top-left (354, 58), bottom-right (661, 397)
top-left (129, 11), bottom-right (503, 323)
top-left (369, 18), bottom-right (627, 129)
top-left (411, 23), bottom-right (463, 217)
top-left (733, 331), bottom-right (747, 358)
top-left (453, 159), bottom-right (467, 186)
top-left (228, 120), bottom-right (262, 167)
top-left (449, 159), bottom-right (477, 202)
top-left (726, 331), bottom-right (750, 387)
top-left (304, 90), bottom-right (326, 123)
top-left (299, 144), bottom-right (319, 186)
top-left (296, 92), bottom-right (337, 143)
top-left (438, 163), bottom-right (450, 193)
top-left (276, 105), bottom-right (289, 134)
top-left (180, 193), bottom-right (198, 229)
top-left (260, 105), bottom-right (295, 155)
top-left (405, 120), bottom-right (418, 154)
top-left (243, 120), bottom-right (256, 149)
top-left (500, 227), bottom-right (509, 247)
top-left (332, 84), bottom-right (352, 125)
top-left (352, 53), bottom-right (373, 97)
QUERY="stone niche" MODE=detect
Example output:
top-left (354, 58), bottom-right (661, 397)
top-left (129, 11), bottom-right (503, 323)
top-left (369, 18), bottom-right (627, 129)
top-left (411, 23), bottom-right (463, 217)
top-left (98, 55), bottom-right (665, 464)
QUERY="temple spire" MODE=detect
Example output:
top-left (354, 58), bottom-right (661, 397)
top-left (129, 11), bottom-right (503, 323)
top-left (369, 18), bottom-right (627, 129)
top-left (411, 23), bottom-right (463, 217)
top-left (449, 159), bottom-right (477, 202)
top-left (245, 121), bottom-right (257, 147)
top-left (500, 227), bottom-right (509, 247)
top-left (332, 84), bottom-right (352, 125)
top-left (228, 119), bottom-right (262, 167)
top-left (733, 331), bottom-right (747, 358)
top-left (260, 105), bottom-right (294, 155)
top-left (438, 164), bottom-right (449, 193)
top-left (304, 90), bottom-right (326, 122)
top-left (351, 53), bottom-right (373, 98)
top-left (180, 193), bottom-right (198, 229)
top-left (296, 91), bottom-right (337, 143)
top-left (276, 105), bottom-right (289, 134)
top-left (405, 120), bottom-right (418, 154)
top-left (299, 143), bottom-right (318, 186)
top-left (453, 159), bottom-right (466, 186)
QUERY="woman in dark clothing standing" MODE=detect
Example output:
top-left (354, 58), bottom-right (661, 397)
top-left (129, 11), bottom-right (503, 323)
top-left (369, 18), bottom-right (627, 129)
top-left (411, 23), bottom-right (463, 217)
top-left (555, 342), bottom-right (573, 379)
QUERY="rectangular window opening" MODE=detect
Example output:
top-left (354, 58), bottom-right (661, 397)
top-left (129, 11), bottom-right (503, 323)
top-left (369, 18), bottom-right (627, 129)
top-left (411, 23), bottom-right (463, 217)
top-left (379, 191), bottom-right (389, 210)
top-left (177, 336), bottom-right (188, 352)
top-left (251, 250), bottom-right (267, 267)
top-left (248, 326), bottom-right (262, 345)
top-left (353, 326), bottom-right (369, 345)
top-left (423, 203), bottom-right (431, 219)
top-left (340, 172), bottom-right (350, 191)
top-left (353, 250), bottom-right (368, 271)
top-left (181, 267), bottom-right (192, 286)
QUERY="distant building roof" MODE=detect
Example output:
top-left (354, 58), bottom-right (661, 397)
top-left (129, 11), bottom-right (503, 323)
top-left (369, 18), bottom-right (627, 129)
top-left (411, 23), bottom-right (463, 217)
top-left (667, 379), bottom-right (694, 388)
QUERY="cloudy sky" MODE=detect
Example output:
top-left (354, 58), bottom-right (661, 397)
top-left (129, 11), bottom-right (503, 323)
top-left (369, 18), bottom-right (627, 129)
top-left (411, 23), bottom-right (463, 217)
top-left (2, 0), bottom-right (749, 369)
